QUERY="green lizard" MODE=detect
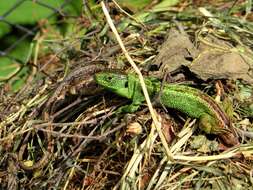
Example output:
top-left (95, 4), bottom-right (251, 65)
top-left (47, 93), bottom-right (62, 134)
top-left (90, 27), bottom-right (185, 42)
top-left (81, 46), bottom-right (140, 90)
top-left (94, 71), bottom-right (239, 146)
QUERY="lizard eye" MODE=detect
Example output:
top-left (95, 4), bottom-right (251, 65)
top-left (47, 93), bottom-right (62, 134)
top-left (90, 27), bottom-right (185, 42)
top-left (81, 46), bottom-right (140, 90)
top-left (124, 82), bottom-right (128, 88)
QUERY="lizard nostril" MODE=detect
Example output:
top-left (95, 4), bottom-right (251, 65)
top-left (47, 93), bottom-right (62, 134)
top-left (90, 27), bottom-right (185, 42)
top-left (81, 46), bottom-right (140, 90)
top-left (124, 82), bottom-right (128, 88)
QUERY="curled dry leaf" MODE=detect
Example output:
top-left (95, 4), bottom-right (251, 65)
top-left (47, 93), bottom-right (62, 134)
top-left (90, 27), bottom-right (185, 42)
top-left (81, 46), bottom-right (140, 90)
top-left (126, 122), bottom-right (143, 135)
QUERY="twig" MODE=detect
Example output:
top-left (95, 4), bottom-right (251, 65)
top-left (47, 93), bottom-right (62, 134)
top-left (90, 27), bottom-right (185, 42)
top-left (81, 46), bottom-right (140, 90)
top-left (111, 0), bottom-right (147, 29)
top-left (34, 125), bottom-right (124, 140)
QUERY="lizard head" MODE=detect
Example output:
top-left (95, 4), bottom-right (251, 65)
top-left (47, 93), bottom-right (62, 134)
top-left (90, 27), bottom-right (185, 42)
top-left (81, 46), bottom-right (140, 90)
top-left (95, 71), bottom-right (130, 98)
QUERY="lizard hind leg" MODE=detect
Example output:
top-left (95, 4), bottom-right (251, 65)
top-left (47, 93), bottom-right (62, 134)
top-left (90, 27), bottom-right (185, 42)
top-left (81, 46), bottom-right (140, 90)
top-left (198, 114), bottom-right (237, 146)
top-left (198, 114), bottom-right (223, 134)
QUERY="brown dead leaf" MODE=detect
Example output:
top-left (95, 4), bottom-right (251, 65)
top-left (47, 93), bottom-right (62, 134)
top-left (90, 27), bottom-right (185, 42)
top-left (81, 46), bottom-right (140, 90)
top-left (190, 51), bottom-right (253, 83)
top-left (152, 29), bottom-right (199, 73)
top-left (151, 29), bottom-right (253, 84)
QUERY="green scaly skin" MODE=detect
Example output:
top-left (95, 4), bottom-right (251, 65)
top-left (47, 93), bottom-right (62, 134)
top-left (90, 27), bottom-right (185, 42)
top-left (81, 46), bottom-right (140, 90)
top-left (95, 71), bottom-right (238, 146)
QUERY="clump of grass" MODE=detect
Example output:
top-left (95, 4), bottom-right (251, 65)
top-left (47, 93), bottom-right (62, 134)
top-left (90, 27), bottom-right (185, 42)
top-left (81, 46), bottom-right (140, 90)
top-left (0, 1), bottom-right (252, 189)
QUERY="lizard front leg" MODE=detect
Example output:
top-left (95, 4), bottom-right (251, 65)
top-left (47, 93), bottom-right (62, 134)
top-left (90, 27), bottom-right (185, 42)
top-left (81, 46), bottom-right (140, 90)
top-left (117, 74), bottom-right (144, 113)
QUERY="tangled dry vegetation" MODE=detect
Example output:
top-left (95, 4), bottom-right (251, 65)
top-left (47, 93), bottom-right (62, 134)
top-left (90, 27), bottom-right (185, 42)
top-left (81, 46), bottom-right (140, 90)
top-left (0, 1), bottom-right (253, 189)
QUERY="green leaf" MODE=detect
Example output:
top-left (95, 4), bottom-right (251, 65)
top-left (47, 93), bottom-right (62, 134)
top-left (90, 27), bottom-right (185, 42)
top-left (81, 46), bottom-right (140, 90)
top-left (152, 0), bottom-right (180, 12)
top-left (0, 23), bottom-right (11, 38)
top-left (65, 0), bottom-right (82, 15)
top-left (117, 0), bottom-right (151, 12)
top-left (2, 36), bottom-right (31, 63)
top-left (0, 0), bottom-right (61, 24)
top-left (0, 0), bottom-right (82, 37)
top-left (0, 58), bottom-right (20, 80)
top-left (0, 37), bottom-right (30, 92)
top-left (10, 67), bottom-right (29, 92)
